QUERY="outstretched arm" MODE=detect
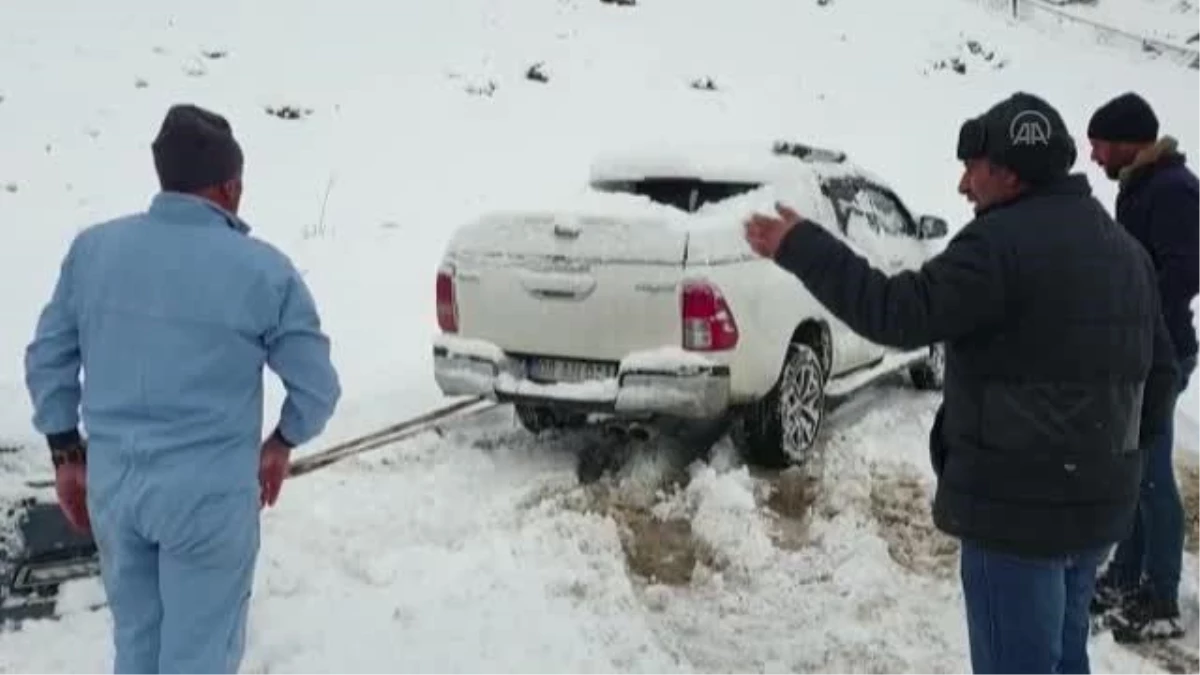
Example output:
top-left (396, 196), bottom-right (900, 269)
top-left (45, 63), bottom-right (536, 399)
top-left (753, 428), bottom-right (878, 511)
top-left (770, 216), bottom-right (1007, 350)
top-left (264, 265), bottom-right (341, 447)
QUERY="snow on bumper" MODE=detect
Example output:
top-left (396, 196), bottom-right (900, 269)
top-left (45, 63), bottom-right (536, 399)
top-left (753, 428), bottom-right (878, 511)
top-left (432, 336), bottom-right (729, 419)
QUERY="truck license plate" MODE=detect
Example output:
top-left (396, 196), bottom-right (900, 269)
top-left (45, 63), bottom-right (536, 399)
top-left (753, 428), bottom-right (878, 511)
top-left (526, 358), bottom-right (617, 383)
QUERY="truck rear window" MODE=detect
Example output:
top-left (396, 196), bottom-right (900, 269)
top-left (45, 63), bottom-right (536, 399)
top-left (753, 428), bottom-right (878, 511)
top-left (592, 178), bottom-right (760, 213)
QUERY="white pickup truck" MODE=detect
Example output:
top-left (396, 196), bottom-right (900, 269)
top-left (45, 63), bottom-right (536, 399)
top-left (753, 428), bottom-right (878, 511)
top-left (431, 140), bottom-right (949, 468)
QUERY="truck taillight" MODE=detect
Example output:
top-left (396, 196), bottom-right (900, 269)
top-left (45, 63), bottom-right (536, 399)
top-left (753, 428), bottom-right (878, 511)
top-left (681, 280), bottom-right (738, 351)
top-left (436, 267), bottom-right (458, 333)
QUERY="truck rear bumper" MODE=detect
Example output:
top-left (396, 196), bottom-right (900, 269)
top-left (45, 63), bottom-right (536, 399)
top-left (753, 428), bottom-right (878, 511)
top-left (432, 335), bottom-right (730, 419)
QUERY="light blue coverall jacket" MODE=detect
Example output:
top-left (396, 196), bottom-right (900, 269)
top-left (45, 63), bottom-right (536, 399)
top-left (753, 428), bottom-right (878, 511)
top-left (24, 191), bottom-right (341, 673)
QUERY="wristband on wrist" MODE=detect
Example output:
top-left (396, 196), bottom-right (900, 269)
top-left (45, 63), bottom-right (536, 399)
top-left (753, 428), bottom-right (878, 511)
top-left (47, 429), bottom-right (87, 468)
top-left (270, 426), bottom-right (295, 449)
top-left (51, 446), bottom-right (87, 468)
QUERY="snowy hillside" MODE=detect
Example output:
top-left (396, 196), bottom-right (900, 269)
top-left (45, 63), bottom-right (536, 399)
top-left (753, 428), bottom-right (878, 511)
top-left (1037, 0), bottom-right (1200, 48)
top-left (1, 0), bottom-right (1198, 672)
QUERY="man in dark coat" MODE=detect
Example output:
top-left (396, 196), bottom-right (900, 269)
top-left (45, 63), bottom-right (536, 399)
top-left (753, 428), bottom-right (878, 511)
top-left (1087, 91), bottom-right (1199, 642)
top-left (743, 92), bottom-right (1178, 674)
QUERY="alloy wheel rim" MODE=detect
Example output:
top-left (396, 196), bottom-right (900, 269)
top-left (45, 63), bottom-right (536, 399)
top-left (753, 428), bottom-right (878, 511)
top-left (780, 354), bottom-right (822, 462)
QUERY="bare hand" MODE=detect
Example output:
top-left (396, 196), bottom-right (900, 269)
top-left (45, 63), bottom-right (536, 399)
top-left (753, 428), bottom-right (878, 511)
top-left (744, 202), bottom-right (804, 258)
top-left (55, 463), bottom-right (91, 534)
top-left (259, 435), bottom-right (292, 508)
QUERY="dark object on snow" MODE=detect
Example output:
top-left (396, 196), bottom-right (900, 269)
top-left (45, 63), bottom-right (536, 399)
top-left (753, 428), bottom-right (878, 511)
top-left (599, 0), bottom-right (636, 6)
top-left (265, 105), bottom-right (313, 120)
top-left (152, 103), bottom-right (244, 192)
top-left (930, 57), bottom-right (967, 74)
top-left (1, 500), bottom-right (101, 624)
top-left (690, 77), bottom-right (717, 91)
top-left (201, 49), bottom-right (228, 60)
top-left (526, 63), bottom-right (549, 83)
top-left (965, 40), bottom-right (998, 62)
top-left (576, 429), bottom-right (631, 484)
top-left (928, 40), bottom-right (1006, 76)
top-left (772, 140), bottom-right (846, 164)
top-left (465, 80), bottom-right (497, 97)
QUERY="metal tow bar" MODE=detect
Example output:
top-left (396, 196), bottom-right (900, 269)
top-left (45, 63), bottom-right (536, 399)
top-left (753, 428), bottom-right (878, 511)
top-left (2, 396), bottom-right (501, 625)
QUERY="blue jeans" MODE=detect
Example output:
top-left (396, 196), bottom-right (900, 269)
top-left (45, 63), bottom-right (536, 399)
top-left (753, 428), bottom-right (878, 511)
top-left (1107, 354), bottom-right (1197, 605)
top-left (960, 540), bottom-right (1108, 674)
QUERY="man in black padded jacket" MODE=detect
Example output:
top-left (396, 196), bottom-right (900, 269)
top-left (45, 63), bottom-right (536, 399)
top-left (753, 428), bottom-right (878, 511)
top-left (743, 92), bottom-right (1178, 674)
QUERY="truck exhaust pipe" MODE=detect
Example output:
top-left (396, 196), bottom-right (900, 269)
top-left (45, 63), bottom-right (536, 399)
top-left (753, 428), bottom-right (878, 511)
top-left (602, 422), bottom-right (652, 442)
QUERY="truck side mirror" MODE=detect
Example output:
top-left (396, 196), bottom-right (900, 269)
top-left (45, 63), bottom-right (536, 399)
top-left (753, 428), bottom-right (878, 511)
top-left (917, 215), bottom-right (949, 239)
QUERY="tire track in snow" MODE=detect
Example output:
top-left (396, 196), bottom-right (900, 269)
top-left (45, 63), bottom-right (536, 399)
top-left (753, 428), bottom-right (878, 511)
top-left (0, 387), bottom-right (1178, 672)
top-left (508, 380), bottom-right (1164, 673)
top-left (626, 388), bottom-right (970, 673)
top-left (479, 383), bottom-right (973, 672)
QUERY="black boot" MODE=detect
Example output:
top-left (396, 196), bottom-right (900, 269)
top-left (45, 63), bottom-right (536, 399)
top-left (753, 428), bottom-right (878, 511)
top-left (1090, 571), bottom-right (1136, 616)
top-left (1111, 588), bottom-right (1185, 643)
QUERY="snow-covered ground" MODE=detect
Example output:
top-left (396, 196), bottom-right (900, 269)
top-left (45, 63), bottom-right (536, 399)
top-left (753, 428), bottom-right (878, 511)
top-left (1, 0), bottom-right (1198, 672)
top-left (6, 388), bottom-right (1189, 672)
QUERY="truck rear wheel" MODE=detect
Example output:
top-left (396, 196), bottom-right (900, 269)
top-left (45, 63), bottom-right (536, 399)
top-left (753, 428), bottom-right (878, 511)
top-left (731, 342), bottom-right (827, 469)
top-left (908, 342), bottom-right (945, 391)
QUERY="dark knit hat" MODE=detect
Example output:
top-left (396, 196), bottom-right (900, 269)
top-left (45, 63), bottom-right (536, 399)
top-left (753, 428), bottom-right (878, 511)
top-left (151, 103), bottom-right (244, 192)
top-left (1087, 92), bottom-right (1158, 143)
top-left (956, 92), bottom-right (1077, 186)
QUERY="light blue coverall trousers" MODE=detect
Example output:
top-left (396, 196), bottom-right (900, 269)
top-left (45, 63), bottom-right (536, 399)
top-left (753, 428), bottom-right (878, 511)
top-left (24, 192), bottom-right (341, 673)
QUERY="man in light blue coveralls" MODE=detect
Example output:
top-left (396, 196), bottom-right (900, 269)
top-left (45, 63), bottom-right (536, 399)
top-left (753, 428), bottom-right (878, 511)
top-left (24, 103), bottom-right (341, 674)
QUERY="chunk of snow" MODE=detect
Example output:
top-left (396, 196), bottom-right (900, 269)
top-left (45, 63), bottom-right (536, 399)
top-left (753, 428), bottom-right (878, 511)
top-left (434, 334), bottom-right (506, 363)
top-left (435, 360), bottom-right (498, 394)
top-left (677, 181), bottom-right (832, 236)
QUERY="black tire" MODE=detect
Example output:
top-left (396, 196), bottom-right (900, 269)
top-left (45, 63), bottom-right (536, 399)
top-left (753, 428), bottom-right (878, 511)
top-left (731, 342), bottom-right (827, 469)
top-left (515, 404), bottom-right (587, 434)
top-left (909, 342), bottom-right (945, 391)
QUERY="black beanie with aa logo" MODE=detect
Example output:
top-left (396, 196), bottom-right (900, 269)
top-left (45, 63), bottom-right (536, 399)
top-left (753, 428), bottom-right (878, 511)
top-left (956, 92), bottom-right (1078, 186)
